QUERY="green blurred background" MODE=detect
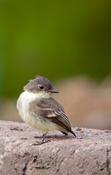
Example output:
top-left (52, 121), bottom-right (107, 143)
top-left (0, 0), bottom-right (111, 98)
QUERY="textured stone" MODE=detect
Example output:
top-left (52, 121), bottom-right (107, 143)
top-left (0, 120), bottom-right (111, 175)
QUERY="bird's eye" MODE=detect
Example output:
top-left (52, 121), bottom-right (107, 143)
top-left (39, 85), bottom-right (44, 89)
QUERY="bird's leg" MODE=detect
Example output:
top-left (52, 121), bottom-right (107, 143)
top-left (41, 133), bottom-right (47, 142)
top-left (32, 133), bottom-right (50, 145)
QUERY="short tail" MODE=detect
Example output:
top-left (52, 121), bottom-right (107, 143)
top-left (61, 131), bottom-right (68, 136)
top-left (70, 130), bottom-right (76, 137)
top-left (62, 129), bottom-right (76, 137)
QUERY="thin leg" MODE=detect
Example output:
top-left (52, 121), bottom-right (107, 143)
top-left (34, 133), bottom-right (47, 139)
top-left (32, 133), bottom-right (50, 146)
top-left (41, 133), bottom-right (47, 143)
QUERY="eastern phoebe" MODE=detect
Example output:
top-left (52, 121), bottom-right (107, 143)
top-left (17, 76), bottom-right (76, 144)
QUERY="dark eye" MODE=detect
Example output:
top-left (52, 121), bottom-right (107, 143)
top-left (39, 85), bottom-right (44, 89)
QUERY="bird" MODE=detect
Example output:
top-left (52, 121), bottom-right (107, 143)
top-left (17, 76), bottom-right (76, 144)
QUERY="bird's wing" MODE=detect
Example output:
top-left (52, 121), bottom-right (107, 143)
top-left (29, 97), bottom-right (72, 131)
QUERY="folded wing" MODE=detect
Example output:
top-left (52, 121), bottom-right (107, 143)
top-left (30, 97), bottom-right (72, 132)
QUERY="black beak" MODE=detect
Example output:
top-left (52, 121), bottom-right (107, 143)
top-left (48, 89), bottom-right (59, 93)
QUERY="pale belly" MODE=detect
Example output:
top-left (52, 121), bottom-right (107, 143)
top-left (21, 113), bottom-right (64, 133)
top-left (17, 91), bottom-right (66, 133)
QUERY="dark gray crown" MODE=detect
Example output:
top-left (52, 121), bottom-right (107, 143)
top-left (24, 76), bottom-right (53, 92)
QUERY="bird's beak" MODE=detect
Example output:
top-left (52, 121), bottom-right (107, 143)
top-left (48, 89), bottom-right (59, 93)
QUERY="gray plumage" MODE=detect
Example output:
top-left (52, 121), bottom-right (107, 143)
top-left (29, 97), bottom-right (76, 136)
top-left (17, 75), bottom-right (76, 138)
top-left (24, 76), bottom-right (53, 92)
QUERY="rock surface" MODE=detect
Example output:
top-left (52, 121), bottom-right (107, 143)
top-left (0, 120), bottom-right (111, 175)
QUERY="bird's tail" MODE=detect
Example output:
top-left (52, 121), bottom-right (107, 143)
top-left (70, 130), bottom-right (76, 137)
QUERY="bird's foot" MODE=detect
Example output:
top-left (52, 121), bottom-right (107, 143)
top-left (32, 133), bottom-right (50, 145)
top-left (34, 136), bottom-right (42, 139)
top-left (32, 139), bottom-right (50, 146)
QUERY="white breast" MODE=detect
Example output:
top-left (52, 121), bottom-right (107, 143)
top-left (17, 91), bottom-right (37, 121)
top-left (17, 91), bottom-right (52, 132)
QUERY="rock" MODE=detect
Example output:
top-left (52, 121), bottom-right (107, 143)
top-left (0, 120), bottom-right (111, 175)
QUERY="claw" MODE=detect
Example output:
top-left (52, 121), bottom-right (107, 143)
top-left (32, 133), bottom-right (50, 145)
top-left (32, 139), bottom-right (50, 145)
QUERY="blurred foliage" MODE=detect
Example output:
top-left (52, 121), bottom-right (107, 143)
top-left (0, 0), bottom-right (111, 98)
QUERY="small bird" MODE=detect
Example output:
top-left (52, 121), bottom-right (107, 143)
top-left (17, 76), bottom-right (76, 144)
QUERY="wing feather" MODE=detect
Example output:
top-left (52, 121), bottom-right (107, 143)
top-left (29, 97), bottom-right (72, 132)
